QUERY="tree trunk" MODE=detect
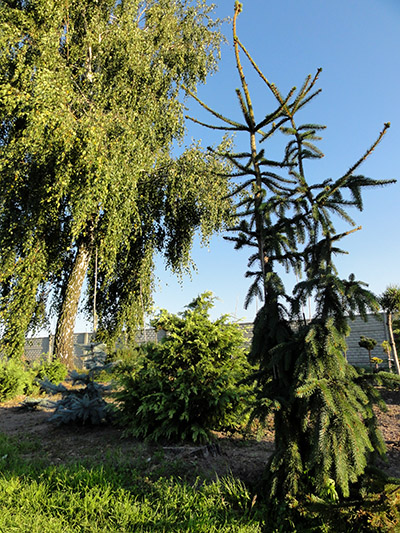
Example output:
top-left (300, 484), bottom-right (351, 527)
top-left (387, 312), bottom-right (400, 375)
top-left (54, 239), bottom-right (93, 369)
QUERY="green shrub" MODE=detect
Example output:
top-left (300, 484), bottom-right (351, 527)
top-left (0, 359), bottom-right (37, 401)
top-left (105, 345), bottom-right (145, 377)
top-left (33, 358), bottom-right (68, 384)
top-left (115, 292), bottom-right (254, 443)
top-left (0, 356), bottom-right (68, 403)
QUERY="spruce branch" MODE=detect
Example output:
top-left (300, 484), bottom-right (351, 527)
top-left (183, 85), bottom-right (246, 129)
top-left (233, 4), bottom-right (256, 128)
top-left (185, 115), bottom-right (246, 131)
top-left (234, 32), bottom-right (291, 104)
top-left (339, 122), bottom-right (391, 181)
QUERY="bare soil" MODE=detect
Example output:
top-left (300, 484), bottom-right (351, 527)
top-left (1, 388), bottom-right (400, 483)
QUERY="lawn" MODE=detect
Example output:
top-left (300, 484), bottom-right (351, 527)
top-left (1, 389), bottom-right (400, 532)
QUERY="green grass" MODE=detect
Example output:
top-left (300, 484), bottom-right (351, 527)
top-left (2, 429), bottom-right (400, 532)
top-left (0, 433), bottom-right (264, 533)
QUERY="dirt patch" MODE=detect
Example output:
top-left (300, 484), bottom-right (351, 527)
top-left (1, 389), bottom-right (400, 482)
top-left (375, 388), bottom-right (400, 478)
top-left (0, 396), bottom-right (274, 482)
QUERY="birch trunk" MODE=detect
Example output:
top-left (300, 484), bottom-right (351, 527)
top-left (387, 312), bottom-right (400, 375)
top-left (54, 239), bottom-right (92, 369)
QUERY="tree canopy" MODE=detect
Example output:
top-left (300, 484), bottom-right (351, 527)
top-left (0, 0), bottom-right (233, 365)
top-left (379, 285), bottom-right (400, 374)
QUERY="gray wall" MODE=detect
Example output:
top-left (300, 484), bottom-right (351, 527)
top-left (24, 313), bottom-right (390, 368)
top-left (24, 329), bottom-right (166, 364)
top-left (235, 314), bottom-right (390, 367)
top-left (344, 313), bottom-right (389, 366)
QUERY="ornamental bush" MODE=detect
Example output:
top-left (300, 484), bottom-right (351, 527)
top-left (40, 351), bottom-right (114, 426)
top-left (0, 357), bottom-right (68, 402)
top-left (0, 359), bottom-right (37, 401)
top-left (32, 357), bottom-right (68, 385)
top-left (115, 292), bottom-right (253, 443)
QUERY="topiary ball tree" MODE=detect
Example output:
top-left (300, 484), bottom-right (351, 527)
top-left (359, 335), bottom-right (378, 367)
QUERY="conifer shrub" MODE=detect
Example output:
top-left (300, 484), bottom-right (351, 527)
top-left (0, 359), bottom-right (37, 401)
top-left (40, 352), bottom-right (114, 425)
top-left (0, 357), bottom-right (69, 402)
top-left (32, 357), bottom-right (68, 384)
top-left (105, 345), bottom-right (145, 377)
top-left (114, 292), bottom-right (253, 443)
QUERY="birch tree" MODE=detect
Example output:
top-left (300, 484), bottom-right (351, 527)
top-left (0, 0), bottom-right (231, 367)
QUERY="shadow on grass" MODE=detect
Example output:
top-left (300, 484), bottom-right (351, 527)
top-left (0, 431), bottom-right (266, 533)
top-left (2, 406), bottom-right (400, 532)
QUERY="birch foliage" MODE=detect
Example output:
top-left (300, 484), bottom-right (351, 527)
top-left (0, 0), bottom-right (232, 360)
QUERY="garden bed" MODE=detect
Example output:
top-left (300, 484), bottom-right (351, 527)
top-left (0, 388), bottom-right (399, 483)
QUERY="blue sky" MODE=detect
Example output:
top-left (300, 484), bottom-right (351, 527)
top-left (73, 0), bottom-right (399, 332)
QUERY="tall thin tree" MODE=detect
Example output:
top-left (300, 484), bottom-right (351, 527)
top-left (379, 285), bottom-right (400, 374)
top-left (187, 1), bottom-right (396, 501)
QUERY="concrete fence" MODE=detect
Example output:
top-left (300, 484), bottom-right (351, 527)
top-left (344, 313), bottom-right (390, 366)
top-left (23, 329), bottom-right (167, 365)
top-left (24, 313), bottom-right (391, 368)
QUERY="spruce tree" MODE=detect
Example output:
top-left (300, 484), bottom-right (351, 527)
top-left (187, 1), bottom-right (396, 501)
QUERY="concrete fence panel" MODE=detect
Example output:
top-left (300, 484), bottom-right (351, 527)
top-left (24, 313), bottom-right (389, 368)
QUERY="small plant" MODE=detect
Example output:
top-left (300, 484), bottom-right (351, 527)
top-left (359, 335), bottom-right (378, 367)
top-left (40, 349), bottom-right (114, 425)
top-left (32, 357), bottom-right (68, 384)
top-left (115, 292), bottom-right (254, 443)
top-left (371, 357), bottom-right (383, 372)
top-left (0, 356), bottom-right (68, 403)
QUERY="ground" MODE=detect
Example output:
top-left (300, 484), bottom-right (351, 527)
top-left (0, 393), bottom-right (274, 483)
top-left (0, 388), bottom-right (399, 483)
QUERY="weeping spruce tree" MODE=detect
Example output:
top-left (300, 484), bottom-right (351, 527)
top-left (188, 2), bottom-right (396, 501)
top-left (0, 0), bottom-right (232, 367)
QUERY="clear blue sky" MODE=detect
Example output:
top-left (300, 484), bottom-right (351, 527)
top-left (74, 0), bottom-right (399, 332)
